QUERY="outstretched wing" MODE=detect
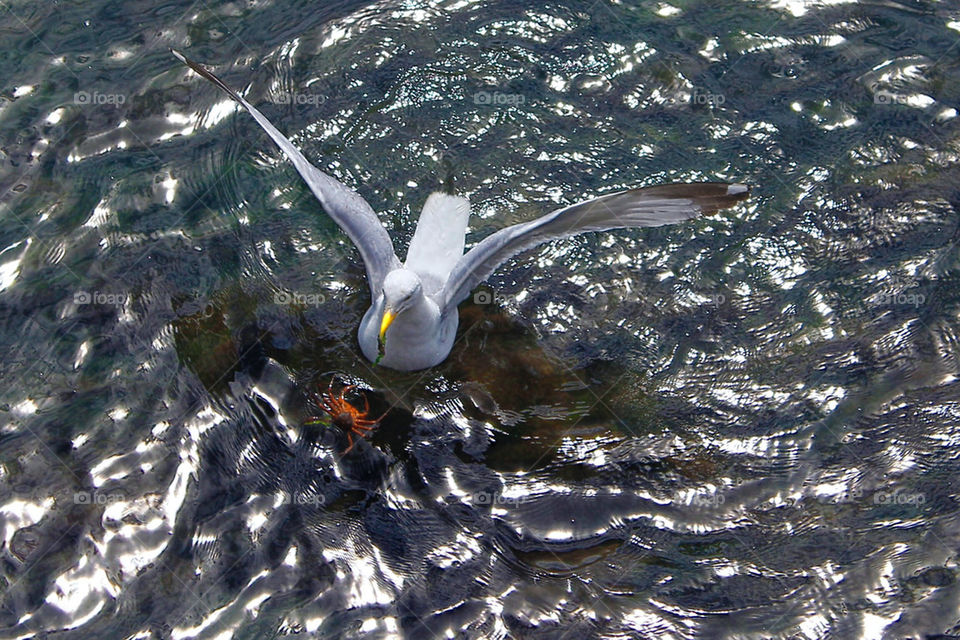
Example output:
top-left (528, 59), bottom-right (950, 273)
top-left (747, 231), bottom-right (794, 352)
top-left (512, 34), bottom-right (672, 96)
top-left (438, 182), bottom-right (749, 313)
top-left (172, 50), bottom-right (400, 297)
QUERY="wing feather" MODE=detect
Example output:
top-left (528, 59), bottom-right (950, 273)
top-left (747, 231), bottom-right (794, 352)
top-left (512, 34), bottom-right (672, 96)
top-left (172, 50), bottom-right (400, 296)
top-left (438, 182), bottom-right (749, 312)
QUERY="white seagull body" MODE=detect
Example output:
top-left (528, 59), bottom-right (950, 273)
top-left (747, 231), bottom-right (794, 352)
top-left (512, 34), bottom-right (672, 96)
top-left (173, 51), bottom-right (749, 371)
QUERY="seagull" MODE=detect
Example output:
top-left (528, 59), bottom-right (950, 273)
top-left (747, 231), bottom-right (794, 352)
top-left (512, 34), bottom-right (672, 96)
top-left (172, 50), bottom-right (749, 371)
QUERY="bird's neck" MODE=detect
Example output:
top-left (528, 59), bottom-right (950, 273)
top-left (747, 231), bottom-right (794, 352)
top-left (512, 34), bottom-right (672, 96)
top-left (392, 293), bottom-right (440, 336)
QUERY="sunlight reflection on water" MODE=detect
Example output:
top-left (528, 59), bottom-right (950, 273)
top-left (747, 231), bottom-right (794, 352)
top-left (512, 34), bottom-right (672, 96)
top-left (0, 0), bottom-right (959, 638)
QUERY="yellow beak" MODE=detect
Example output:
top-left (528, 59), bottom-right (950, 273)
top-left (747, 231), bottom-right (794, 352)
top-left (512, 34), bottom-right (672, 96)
top-left (379, 309), bottom-right (396, 344)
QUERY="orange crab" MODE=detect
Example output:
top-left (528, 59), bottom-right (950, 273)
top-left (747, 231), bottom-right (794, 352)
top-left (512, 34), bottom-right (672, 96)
top-left (305, 380), bottom-right (387, 453)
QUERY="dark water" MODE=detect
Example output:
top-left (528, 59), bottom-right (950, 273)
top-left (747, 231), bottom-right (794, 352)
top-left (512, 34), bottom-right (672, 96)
top-left (2, 0), bottom-right (960, 638)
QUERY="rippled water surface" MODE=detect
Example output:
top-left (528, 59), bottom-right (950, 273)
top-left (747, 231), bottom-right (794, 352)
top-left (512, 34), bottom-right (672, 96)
top-left (2, 0), bottom-right (960, 638)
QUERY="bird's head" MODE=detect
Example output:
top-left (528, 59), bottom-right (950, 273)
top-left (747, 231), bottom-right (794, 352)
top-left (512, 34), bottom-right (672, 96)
top-left (379, 269), bottom-right (423, 343)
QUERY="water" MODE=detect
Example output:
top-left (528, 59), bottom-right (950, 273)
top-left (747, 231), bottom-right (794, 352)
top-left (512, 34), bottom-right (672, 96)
top-left (1, 0), bottom-right (959, 638)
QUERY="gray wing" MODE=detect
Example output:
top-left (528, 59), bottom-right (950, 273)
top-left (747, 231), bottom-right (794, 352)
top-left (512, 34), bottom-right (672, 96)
top-left (438, 182), bottom-right (749, 313)
top-left (172, 50), bottom-right (400, 297)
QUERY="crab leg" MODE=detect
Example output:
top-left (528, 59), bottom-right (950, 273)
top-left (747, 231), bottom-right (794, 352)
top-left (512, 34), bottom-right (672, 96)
top-left (342, 432), bottom-right (356, 454)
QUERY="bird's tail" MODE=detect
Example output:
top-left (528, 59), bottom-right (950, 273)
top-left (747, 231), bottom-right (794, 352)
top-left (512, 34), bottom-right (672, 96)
top-left (405, 193), bottom-right (470, 291)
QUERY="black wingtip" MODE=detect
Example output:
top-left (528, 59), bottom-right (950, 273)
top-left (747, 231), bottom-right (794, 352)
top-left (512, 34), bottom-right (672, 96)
top-left (721, 183), bottom-right (751, 210)
top-left (637, 181), bottom-right (750, 216)
top-left (171, 49), bottom-right (245, 105)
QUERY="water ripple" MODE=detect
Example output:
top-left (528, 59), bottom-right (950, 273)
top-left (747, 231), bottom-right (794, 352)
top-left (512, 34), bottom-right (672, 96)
top-left (1, 0), bottom-right (959, 638)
